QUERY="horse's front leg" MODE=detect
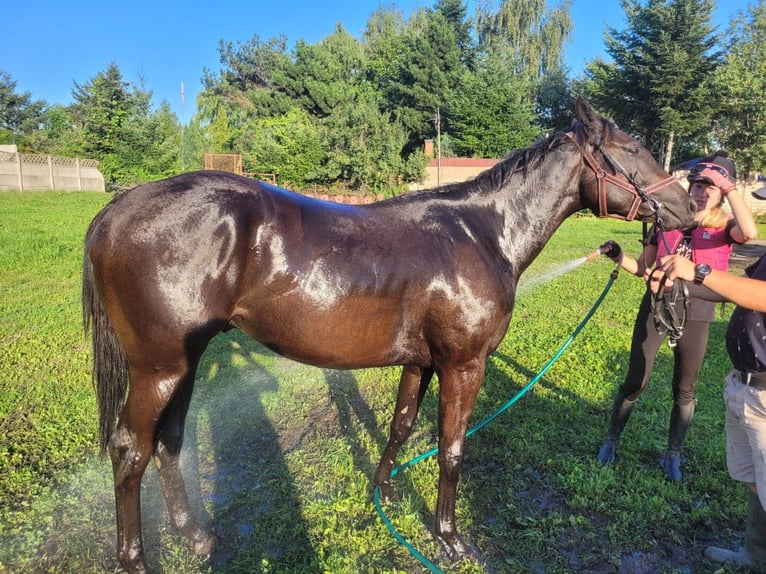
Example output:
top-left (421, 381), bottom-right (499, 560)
top-left (434, 359), bottom-right (485, 562)
top-left (154, 368), bottom-right (217, 557)
top-left (374, 365), bottom-right (434, 501)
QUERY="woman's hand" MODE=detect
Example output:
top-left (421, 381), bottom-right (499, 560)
top-left (704, 168), bottom-right (736, 195)
top-left (600, 240), bottom-right (622, 262)
top-left (644, 256), bottom-right (695, 293)
top-left (659, 254), bottom-right (696, 282)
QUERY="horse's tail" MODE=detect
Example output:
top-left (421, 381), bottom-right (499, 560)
top-left (82, 217), bottom-right (128, 457)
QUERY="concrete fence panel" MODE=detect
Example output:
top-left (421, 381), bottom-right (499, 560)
top-left (0, 149), bottom-right (105, 192)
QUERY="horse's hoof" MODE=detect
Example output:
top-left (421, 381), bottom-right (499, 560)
top-left (193, 534), bottom-right (219, 556)
top-left (437, 533), bottom-right (481, 563)
top-left (376, 481), bottom-right (399, 504)
top-left (118, 559), bottom-right (151, 574)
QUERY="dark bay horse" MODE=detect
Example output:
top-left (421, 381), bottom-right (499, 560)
top-left (82, 98), bottom-right (695, 573)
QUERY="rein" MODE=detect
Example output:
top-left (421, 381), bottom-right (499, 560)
top-left (648, 267), bottom-right (690, 347)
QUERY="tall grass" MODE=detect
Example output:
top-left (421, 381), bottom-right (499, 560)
top-left (0, 191), bottom-right (759, 573)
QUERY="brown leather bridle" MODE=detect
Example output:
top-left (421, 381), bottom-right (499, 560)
top-left (566, 131), bottom-right (679, 224)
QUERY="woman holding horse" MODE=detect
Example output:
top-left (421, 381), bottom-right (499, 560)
top-left (597, 151), bottom-right (758, 481)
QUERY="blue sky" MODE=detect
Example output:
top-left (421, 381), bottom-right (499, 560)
top-left (3, 0), bottom-right (755, 121)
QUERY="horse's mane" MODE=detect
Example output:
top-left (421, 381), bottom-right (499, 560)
top-left (383, 112), bottom-right (616, 203)
top-left (469, 113), bottom-right (620, 195)
top-left (471, 130), bottom-right (569, 194)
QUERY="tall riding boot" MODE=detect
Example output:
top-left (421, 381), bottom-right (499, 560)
top-left (597, 391), bottom-right (636, 464)
top-left (705, 489), bottom-right (766, 569)
top-left (659, 401), bottom-right (695, 481)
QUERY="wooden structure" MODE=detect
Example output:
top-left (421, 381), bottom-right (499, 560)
top-left (203, 153), bottom-right (276, 184)
top-left (204, 153), bottom-right (242, 175)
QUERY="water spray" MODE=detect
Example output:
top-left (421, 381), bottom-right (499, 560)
top-left (517, 245), bottom-right (618, 296)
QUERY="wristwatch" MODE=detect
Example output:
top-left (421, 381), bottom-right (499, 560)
top-left (694, 263), bottom-right (712, 285)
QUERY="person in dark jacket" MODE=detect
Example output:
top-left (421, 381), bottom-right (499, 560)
top-left (659, 186), bottom-right (766, 567)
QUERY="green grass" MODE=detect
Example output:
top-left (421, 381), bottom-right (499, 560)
top-left (0, 191), bottom-right (762, 573)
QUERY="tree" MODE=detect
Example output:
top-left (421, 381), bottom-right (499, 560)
top-left (536, 67), bottom-right (576, 132)
top-left (0, 71), bottom-right (47, 149)
top-left (447, 49), bottom-right (539, 157)
top-left (26, 104), bottom-right (79, 155)
top-left (70, 63), bottom-right (133, 161)
top-left (316, 99), bottom-right (420, 192)
top-left (580, 0), bottom-right (720, 168)
top-left (200, 35), bottom-right (292, 119)
top-left (363, 5), bottom-right (410, 90)
top-left (243, 106), bottom-right (326, 188)
top-left (197, 35), bottom-right (294, 164)
top-left (710, 0), bottom-right (766, 175)
top-left (216, 35), bottom-right (290, 92)
top-left (435, 0), bottom-right (475, 66)
top-left (276, 24), bottom-right (369, 118)
top-left (384, 8), bottom-right (465, 153)
top-left (178, 116), bottom-right (208, 172)
top-left (70, 63), bottom-right (182, 186)
top-left (116, 99), bottom-right (181, 181)
top-left (475, 0), bottom-right (573, 134)
top-left (476, 0), bottom-right (573, 83)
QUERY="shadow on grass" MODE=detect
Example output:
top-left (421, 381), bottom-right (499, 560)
top-left (180, 330), bottom-right (318, 573)
top-left (454, 330), bottom-right (745, 573)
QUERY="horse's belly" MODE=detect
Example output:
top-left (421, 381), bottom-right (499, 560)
top-left (230, 297), bottom-right (429, 369)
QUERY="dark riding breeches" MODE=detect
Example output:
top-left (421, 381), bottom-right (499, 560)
top-left (619, 290), bottom-right (710, 406)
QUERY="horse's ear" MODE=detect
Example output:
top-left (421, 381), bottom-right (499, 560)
top-left (575, 96), bottom-right (603, 146)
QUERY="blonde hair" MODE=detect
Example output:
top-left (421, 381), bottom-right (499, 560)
top-left (699, 205), bottom-right (730, 229)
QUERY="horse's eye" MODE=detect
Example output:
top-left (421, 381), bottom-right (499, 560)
top-left (629, 145), bottom-right (640, 155)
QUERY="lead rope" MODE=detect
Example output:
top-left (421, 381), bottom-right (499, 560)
top-left (649, 228), bottom-right (690, 347)
top-left (374, 266), bottom-right (620, 573)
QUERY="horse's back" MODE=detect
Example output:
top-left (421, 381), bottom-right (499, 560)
top-left (84, 171), bottom-right (407, 356)
top-left (89, 171), bottom-right (262, 233)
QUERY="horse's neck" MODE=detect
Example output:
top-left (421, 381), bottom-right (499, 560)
top-left (492, 154), bottom-right (582, 275)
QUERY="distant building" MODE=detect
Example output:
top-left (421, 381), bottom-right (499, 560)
top-left (409, 139), bottom-right (500, 190)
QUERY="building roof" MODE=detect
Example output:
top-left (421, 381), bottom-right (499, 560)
top-left (427, 158), bottom-right (500, 168)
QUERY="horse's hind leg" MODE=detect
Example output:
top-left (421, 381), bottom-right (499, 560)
top-left (111, 364), bottom-right (200, 574)
top-left (153, 366), bottom-right (217, 556)
top-left (374, 365), bottom-right (434, 501)
top-left (110, 369), bottom-right (171, 574)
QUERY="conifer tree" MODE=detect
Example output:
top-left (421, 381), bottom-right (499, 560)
top-left (581, 0), bottom-right (720, 167)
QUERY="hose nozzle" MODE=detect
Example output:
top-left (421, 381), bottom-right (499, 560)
top-left (585, 249), bottom-right (603, 261)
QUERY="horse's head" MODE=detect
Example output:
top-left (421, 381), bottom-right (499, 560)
top-left (570, 96), bottom-right (696, 231)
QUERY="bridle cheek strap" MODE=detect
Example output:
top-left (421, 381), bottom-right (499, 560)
top-left (580, 146), bottom-right (678, 221)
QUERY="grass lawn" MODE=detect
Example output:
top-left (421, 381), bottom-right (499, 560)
top-left (0, 190), bottom-right (761, 573)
